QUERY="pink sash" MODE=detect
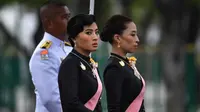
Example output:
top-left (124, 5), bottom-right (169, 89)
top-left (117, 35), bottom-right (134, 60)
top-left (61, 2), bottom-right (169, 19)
top-left (125, 76), bottom-right (145, 112)
top-left (84, 68), bottom-right (103, 111)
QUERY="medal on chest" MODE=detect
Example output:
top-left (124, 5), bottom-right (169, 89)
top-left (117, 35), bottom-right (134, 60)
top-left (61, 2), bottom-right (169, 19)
top-left (80, 62), bottom-right (86, 70)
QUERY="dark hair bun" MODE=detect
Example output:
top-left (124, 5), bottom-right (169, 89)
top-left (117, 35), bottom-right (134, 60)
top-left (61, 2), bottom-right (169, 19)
top-left (100, 24), bottom-right (111, 42)
top-left (100, 15), bottom-right (132, 43)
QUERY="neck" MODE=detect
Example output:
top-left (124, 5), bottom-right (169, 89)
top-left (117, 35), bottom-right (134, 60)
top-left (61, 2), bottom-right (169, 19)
top-left (111, 47), bottom-right (127, 58)
top-left (75, 47), bottom-right (90, 57)
top-left (46, 31), bottom-right (65, 41)
top-left (57, 36), bottom-right (65, 41)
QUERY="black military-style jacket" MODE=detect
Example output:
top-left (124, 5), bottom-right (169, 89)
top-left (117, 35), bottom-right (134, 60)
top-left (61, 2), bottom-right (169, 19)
top-left (103, 53), bottom-right (145, 112)
top-left (58, 49), bottom-right (102, 112)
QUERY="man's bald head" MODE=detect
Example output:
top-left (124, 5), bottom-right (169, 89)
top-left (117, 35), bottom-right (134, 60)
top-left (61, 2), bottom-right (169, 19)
top-left (40, 1), bottom-right (69, 23)
top-left (39, 1), bottom-right (70, 39)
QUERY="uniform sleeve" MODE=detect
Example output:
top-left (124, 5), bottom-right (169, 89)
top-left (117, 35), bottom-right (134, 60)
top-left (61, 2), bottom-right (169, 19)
top-left (29, 50), bottom-right (61, 112)
top-left (104, 65), bottom-right (124, 112)
top-left (58, 59), bottom-right (92, 112)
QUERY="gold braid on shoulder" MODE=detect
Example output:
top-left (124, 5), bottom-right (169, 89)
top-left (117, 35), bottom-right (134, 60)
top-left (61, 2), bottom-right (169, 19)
top-left (64, 41), bottom-right (71, 46)
top-left (40, 41), bottom-right (52, 49)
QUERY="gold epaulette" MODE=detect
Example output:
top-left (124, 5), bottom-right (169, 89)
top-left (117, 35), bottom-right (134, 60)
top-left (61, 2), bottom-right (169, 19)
top-left (40, 41), bottom-right (52, 49)
top-left (64, 41), bottom-right (71, 46)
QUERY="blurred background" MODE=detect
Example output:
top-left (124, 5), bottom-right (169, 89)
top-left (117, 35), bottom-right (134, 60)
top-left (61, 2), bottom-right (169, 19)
top-left (0, 0), bottom-right (200, 112)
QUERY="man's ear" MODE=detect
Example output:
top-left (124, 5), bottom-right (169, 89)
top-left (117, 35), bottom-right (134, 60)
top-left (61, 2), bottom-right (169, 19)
top-left (45, 18), bottom-right (53, 29)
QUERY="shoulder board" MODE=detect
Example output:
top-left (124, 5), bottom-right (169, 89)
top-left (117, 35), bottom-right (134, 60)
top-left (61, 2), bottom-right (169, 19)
top-left (64, 41), bottom-right (71, 46)
top-left (40, 41), bottom-right (52, 49)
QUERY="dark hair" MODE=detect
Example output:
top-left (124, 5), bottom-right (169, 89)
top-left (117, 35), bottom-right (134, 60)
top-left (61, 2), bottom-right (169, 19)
top-left (100, 15), bottom-right (132, 43)
top-left (67, 14), bottom-right (96, 47)
top-left (41, 0), bottom-right (67, 8)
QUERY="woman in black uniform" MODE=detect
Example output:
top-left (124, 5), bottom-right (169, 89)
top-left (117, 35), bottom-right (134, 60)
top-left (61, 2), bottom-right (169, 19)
top-left (100, 15), bottom-right (145, 112)
top-left (58, 14), bottom-right (102, 112)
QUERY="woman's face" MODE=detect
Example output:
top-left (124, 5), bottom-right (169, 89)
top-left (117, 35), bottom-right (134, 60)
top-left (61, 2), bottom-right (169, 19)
top-left (119, 22), bottom-right (139, 53)
top-left (75, 22), bottom-right (99, 53)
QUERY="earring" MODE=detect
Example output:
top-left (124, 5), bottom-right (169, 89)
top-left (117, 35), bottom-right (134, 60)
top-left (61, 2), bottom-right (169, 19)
top-left (73, 40), bottom-right (76, 47)
top-left (117, 44), bottom-right (120, 48)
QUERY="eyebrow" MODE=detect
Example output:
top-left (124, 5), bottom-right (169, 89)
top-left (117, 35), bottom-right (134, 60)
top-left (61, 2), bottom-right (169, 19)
top-left (84, 28), bottom-right (99, 31)
top-left (67, 12), bottom-right (71, 15)
top-left (56, 12), bottom-right (70, 18)
top-left (131, 30), bottom-right (137, 33)
top-left (63, 13), bottom-right (70, 16)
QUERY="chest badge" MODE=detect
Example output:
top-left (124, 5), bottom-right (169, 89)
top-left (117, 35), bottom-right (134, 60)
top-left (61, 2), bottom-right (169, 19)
top-left (119, 61), bottom-right (125, 66)
top-left (40, 50), bottom-right (49, 60)
top-left (80, 62), bottom-right (86, 70)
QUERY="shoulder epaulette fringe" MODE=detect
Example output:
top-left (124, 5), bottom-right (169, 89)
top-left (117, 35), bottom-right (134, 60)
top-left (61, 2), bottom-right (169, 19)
top-left (40, 41), bottom-right (52, 49)
top-left (64, 41), bottom-right (71, 46)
